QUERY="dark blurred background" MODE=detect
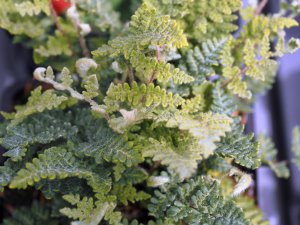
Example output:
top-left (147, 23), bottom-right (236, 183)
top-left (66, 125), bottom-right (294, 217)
top-left (1, 0), bottom-right (300, 224)
top-left (252, 1), bottom-right (300, 225)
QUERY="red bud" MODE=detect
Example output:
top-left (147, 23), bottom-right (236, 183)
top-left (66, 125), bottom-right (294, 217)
top-left (51, 0), bottom-right (71, 15)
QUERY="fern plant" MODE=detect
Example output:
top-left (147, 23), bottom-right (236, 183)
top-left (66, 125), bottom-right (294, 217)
top-left (0, 0), bottom-right (300, 224)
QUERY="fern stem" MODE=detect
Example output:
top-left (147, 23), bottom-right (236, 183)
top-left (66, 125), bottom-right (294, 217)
top-left (78, 33), bottom-right (91, 58)
top-left (147, 46), bottom-right (161, 84)
top-left (34, 68), bottom-right (109, 120)
top-left (69, 1), bottom-right (91, 58)
top-left (128, 66), bottom-right (134, 84)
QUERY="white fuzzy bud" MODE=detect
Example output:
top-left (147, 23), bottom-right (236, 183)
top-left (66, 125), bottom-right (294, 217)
top-left (76, 58), bottom-right (98, 77)
top-left (79, 23), bottom-right (92, 36)
top-left (33, 67), bottom-right (46, 80)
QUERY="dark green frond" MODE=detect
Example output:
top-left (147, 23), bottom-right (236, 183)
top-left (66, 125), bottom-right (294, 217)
top-left (216, 121), bottom-right (260, 169)
top-left (148, 176), bottom-right (249, 225)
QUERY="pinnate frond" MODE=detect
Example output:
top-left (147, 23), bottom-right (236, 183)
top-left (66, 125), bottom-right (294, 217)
top-left (9, 146), bottom-right (111, 194)
top-left (148, 176), bottom-right (249, 225)
top-left (259, 134), bottom-right (290, 178)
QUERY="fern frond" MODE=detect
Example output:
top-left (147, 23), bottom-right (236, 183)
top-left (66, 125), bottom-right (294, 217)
top-left (112, 183), bottom-right (150, 205)
top-left (104, 82), bottom-right (184, 113)
top-left (34, 31), bottom-right (73, 64)
top-left (139, 112), bottom-right (232, 179)
top-left (245, 60), bottom-right (277, 95)
top-left (180, 38), bottom-right (226, 82)
top-left (181, 95), bottom-right (205, 114)
top-left (221, 38), bottom-right (251, 99)
top-left (188, 0), bottom-right (241, 41)
top-left (271, 17), bottom-right (299, 33)
top-left (93, 3), bottom-right (189, 84)
top-left (148, 176), bottom-right (249, 225)
top-left (172, 112), bottom-right (233, 157)
top-left (148, 0), bottom-right (242, 41)
top-left (243, 34), bottom-right (276, 83)
top-left (82, 74), bottom-right (100, 99)
top-left (258, 134), bottom-right (290, 178)
top-left (142, 137), bottom-right (201, 179)
top-left (216, 122), bottom-right (260, 169)
top-left (145, 0), bottom-right (193, 18)
top-left (129, 51), bottom-right (194, 84)
top-left (243, 39), bottom-right (265, 81)
top-left (2, 202), bottom-right (59, 225)
top-left (94, 7), bottom-right (185, 52)
top-left (211, 83), bottom-right (236, 116)
top-left (0, 164), bottom-right (15, 192)
top-left (33, 67), bottom-right (107, 117)
top-left (0, 0), bottom-right (45, 38)
top-left (2, 87), bottom-right (68, 124)
top-left (1, 111), bottom-right (77, 161)
top-left (15, 0), bottom-right (50, 17)
top-left (60, 194), bottom-right (120, 225)
top-left (74, 123), bottom-right (142, 167)
top-left (9, 146), bottom-right (111, 194)
top-left (241, 11), bottom-right (298, 40)
top-left (129, 3), bottom-right (187, 48)
top-left (35, 177), bottom-right (91, 199)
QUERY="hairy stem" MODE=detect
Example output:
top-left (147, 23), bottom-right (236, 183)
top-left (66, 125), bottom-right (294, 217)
top-left (69, 2), bottom-right (91, 58)
top-left (147, 46), bottom-right (161, 84)
top-left (34, 68), bottom-right (109, 120)
top-left (128, 66), bottom-right (134, 84)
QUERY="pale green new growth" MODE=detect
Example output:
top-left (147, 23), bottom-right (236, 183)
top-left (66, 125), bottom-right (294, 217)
top-left (148, 0), bottom-right (242, 41)
top-left (15, 0), bottom-right (50, 16)
top-left (93, 3), bottom-right (191, 84)
top-left (0, 0), bottom-right (45, 38)
top-left (171, 112), bottom-right (233, 157)
top-left (105, 82), bottom-right (184, 113)
top-left (1, 86), bottom-right (68, 124)
top-left (221, 38), bottom-right (251, 99)
top-left (60, 194), bottom-right (118, 225)
top-left (112, 183), bottom-right (150, 205)
top-left (142, 137), bottom-right (200, 179)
